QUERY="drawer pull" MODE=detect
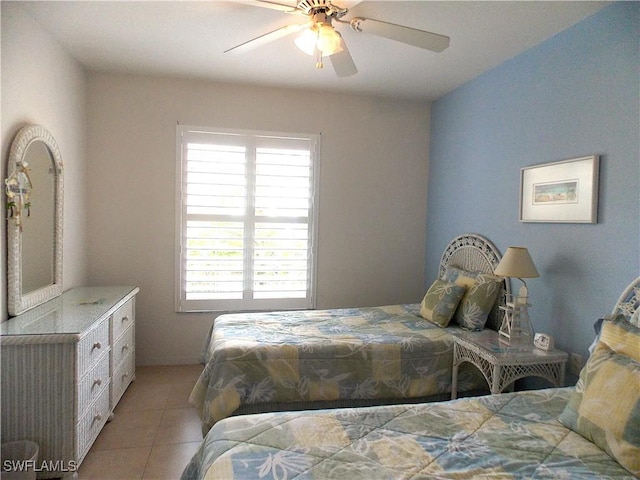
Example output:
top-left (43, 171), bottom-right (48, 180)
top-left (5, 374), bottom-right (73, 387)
top-left (92, 342), bottom-right (102, 350)
top-left (121, 315), bottom-right (129, 323)
top-left (122, 344), bottom-right (130, 352)
top-left (93, 378), bottom-right (102, 386)
top-left (94, 413), bottom-right (103, 423)
top-left (122, 372), bottom-right (130, 380)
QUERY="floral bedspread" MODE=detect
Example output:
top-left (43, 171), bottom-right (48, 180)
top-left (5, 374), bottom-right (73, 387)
top-left (182, 388), bottom-right (637, 479)
top-left (189, 304), bottom-right (484, 433)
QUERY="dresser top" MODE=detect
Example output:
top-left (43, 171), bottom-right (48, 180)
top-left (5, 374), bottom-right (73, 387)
top-left (1, 286), bottom-right (139, 339)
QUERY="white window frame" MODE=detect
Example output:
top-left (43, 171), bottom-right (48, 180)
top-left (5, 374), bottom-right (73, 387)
top-left (175, 125), bottom-right (320, 313)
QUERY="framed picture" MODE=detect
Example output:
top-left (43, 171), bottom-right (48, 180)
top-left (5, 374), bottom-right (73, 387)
top-left (520, 155), bottom-right (599, 223)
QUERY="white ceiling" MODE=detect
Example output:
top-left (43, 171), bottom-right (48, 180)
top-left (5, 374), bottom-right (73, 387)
top-left (18, 1), bottom-right (609, 101)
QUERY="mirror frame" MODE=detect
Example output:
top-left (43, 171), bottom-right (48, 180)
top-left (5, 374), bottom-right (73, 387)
top-left (7, 124), bottom-right (64, 316)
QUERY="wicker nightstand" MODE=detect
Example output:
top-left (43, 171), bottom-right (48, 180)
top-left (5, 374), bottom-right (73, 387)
top-left (451, 329), bottom-right (568, 399)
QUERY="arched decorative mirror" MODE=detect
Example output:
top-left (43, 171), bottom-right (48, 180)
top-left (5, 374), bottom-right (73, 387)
top-left (6, 124), bottom-right (63, 316)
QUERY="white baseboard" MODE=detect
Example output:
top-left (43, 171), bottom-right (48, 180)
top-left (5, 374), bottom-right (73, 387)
top-left (136, 354), bottom-right (203, 367)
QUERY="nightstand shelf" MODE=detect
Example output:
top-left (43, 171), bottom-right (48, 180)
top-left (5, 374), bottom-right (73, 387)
top-left (451, 329), bottom-right (567, 399)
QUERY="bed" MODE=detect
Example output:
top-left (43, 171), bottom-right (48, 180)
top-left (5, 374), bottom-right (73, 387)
top-left (184, 275), bottom-right (640, 479)
top-left (189, 234), bottom-right (512, 433)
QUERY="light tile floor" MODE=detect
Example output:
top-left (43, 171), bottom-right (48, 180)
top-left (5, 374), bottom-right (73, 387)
top-left (77, 364), bottom-right (204, 480)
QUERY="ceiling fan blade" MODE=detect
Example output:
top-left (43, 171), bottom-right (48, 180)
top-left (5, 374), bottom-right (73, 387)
top-left (338, 1), bottom-right (362, 9)
top-left (350, 17), bottom-right (450, 53)
top-left (330, 37), bottom-right (357, 77)
top-left (225, 23), bottom-right (308, 55)
top-left (234, 0), bottom-right (301, 14)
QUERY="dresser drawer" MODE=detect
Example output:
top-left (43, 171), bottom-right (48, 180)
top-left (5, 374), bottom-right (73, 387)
top-left (112, 324), bottom-right (134, 371)
top-left (77, 385), bottom-right (110, 462)
top-left (111, 352), bottom-right (135, 408)
top-left (77, 320), bottom-right (109, 377)
top-left (112, 298), bottom-right (134, 342)
top-left (78, 353), bottom-right (110, 418)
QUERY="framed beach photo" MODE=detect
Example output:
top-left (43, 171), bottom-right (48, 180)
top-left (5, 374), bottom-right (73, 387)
top-left (520, 155), bottom-right (599, 223)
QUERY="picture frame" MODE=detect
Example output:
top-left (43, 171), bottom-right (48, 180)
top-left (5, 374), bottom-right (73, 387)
top-left (520, 155), bottom-right (599, 223)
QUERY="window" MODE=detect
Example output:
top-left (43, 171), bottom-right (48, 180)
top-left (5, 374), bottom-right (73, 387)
top-left (175, 126), bottom-right (319, 312)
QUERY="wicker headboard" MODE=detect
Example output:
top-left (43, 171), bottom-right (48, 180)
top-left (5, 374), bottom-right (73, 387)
top-left (438, 233), bottom-right (510, 331)
top-left (439, 234), bottom-right (505, 280)
top-left (611, 277), bottom-right (640, 327)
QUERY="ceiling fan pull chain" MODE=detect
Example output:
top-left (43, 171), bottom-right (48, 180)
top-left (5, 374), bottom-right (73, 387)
top-left (316, 49), bottom-right (324, 69)
top-left (315, 27), bottom-right (324, 69)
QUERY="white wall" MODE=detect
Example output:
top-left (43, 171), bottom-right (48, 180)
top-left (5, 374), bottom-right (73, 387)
top-left (1, 3), bottom-right (89, 322)
top-left (86, 73), bottom-right (431, 365)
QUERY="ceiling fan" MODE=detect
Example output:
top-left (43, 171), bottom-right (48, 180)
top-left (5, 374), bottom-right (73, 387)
top-left (225, 0), bottom-right (450, 77)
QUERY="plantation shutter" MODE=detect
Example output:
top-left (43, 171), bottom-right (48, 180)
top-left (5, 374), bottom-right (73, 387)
top-left (176, 126), bottom-right (319, 312)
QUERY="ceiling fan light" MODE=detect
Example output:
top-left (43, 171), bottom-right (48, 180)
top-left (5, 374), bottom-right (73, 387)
top-left (317, 24), bottom-right (342, 56)
top-left (294, 28), bottom-right (317, 56)
top-left (295, 24), bottom-right (343, 57)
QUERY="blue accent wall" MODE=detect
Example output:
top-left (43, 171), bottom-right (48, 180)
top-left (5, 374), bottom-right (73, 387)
top-left (426, 2), bottom-right (639, 358)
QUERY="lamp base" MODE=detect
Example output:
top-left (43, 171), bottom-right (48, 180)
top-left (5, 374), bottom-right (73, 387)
top-left (499, 294), bottom-right (534, 346)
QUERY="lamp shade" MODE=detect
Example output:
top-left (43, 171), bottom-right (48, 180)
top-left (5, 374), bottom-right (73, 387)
top-left (494, 247), bottom-right (539, 278)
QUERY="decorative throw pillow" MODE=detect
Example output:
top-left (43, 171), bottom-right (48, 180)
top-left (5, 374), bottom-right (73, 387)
top-left (420, 279), bottom-right (466, 328)
top-left (588, 317), bottom-right (605, 355)
top-left (443, 267), bottom-right (502, 331)
top-left (442, 266), bottom-right (478, 288)
top-left (559, 341), bottom-right (640, 476)
top-left (598, 314), bottom-right (640, 362)
top-left (456, 274), bottom-right (502, 331)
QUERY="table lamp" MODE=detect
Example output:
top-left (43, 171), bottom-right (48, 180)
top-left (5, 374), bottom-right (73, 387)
top-left (494, 247), bottom-right (539, 344)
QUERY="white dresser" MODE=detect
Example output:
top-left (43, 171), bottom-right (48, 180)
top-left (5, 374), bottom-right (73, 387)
top-left (1, 286), bottom-right (139, 478)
